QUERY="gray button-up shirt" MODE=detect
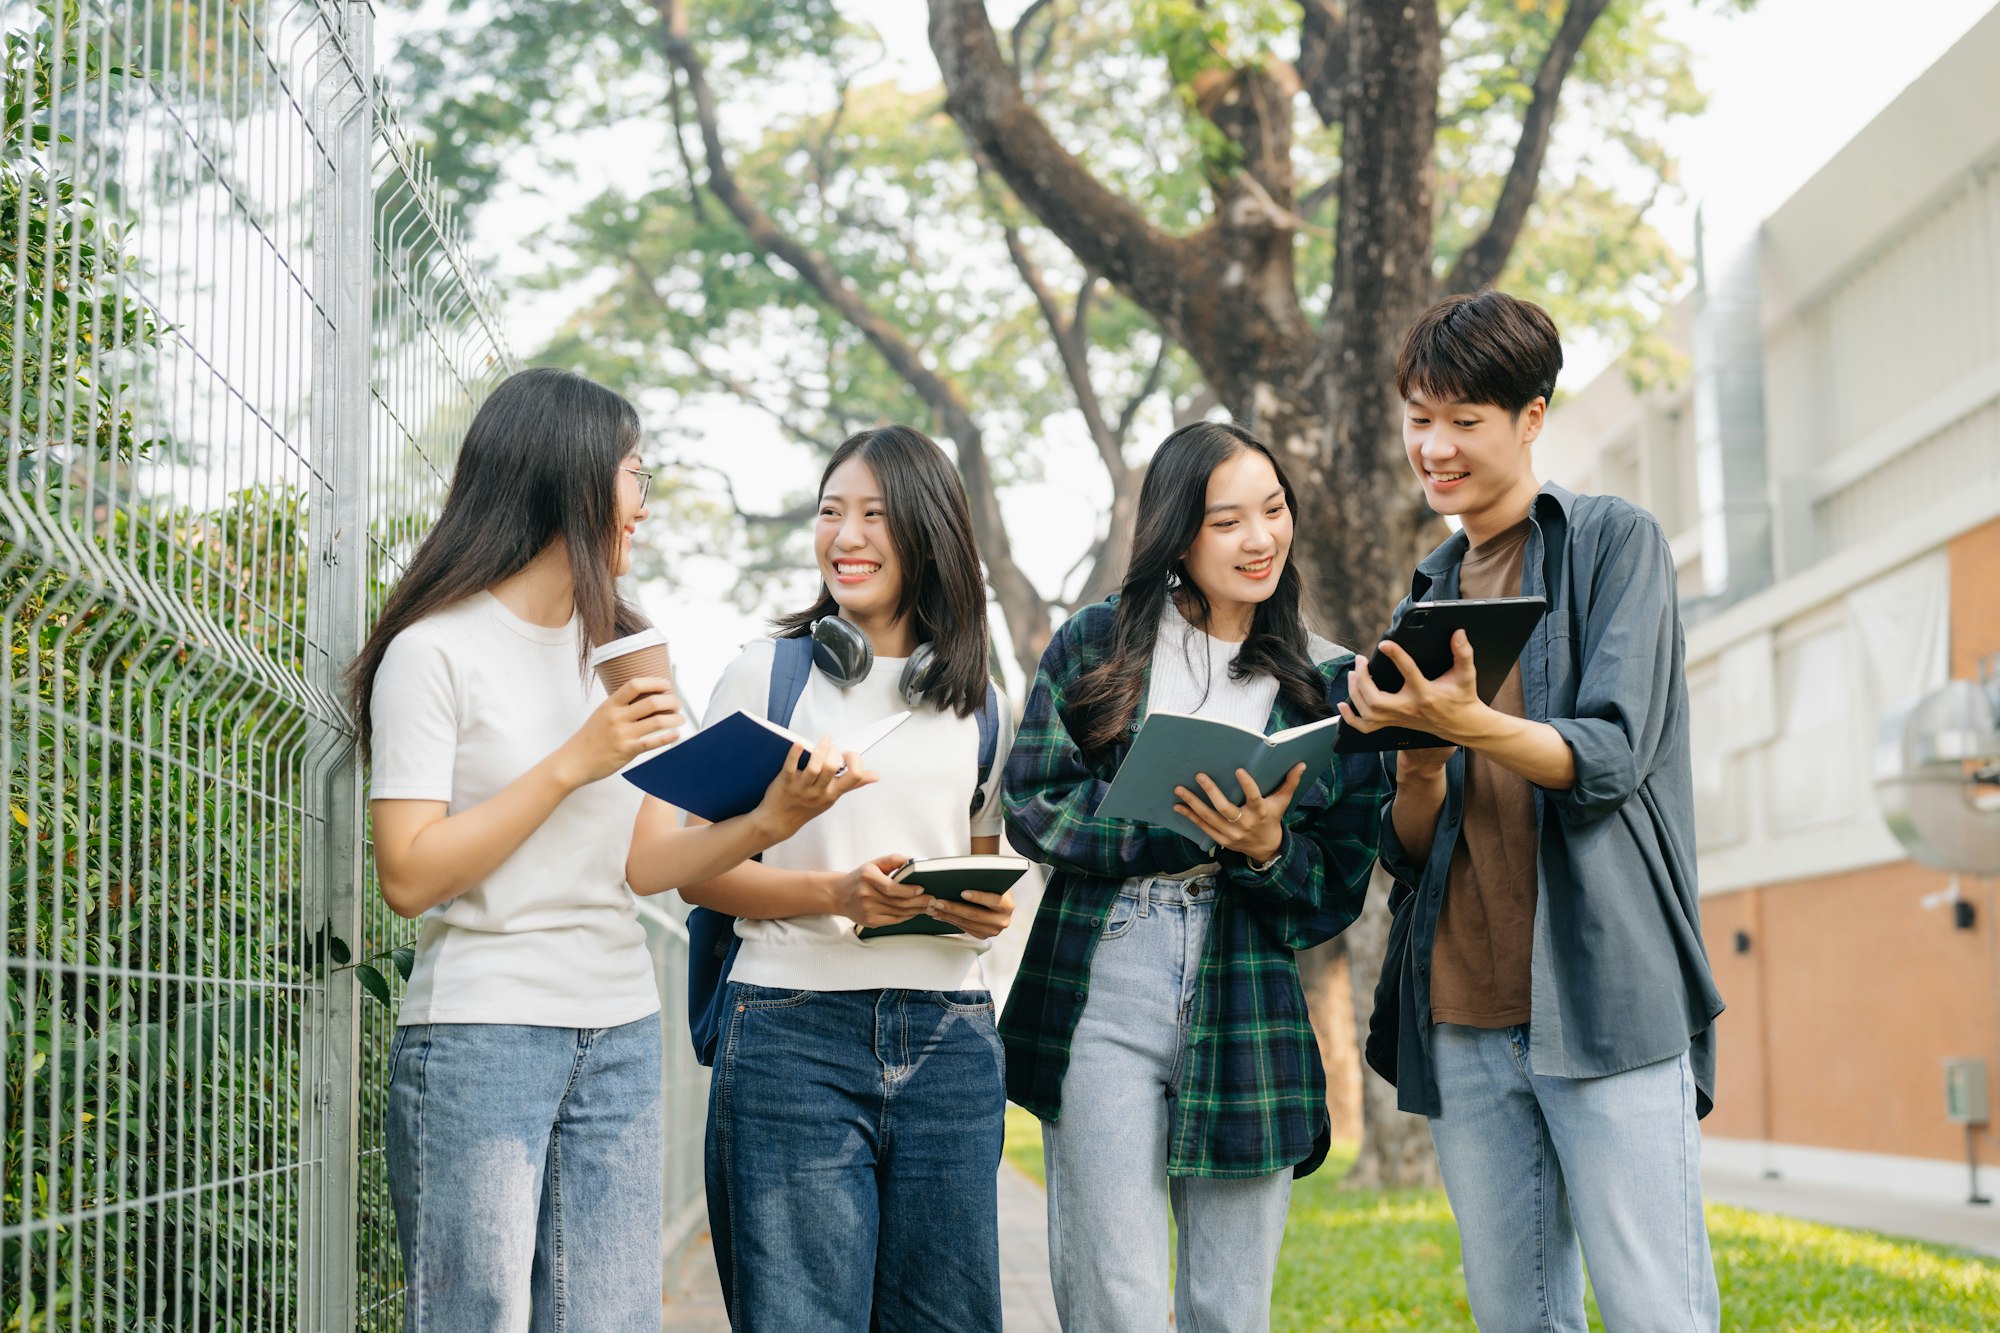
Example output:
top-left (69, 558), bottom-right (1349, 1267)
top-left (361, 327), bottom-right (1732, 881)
top-left (1376, 483), bottom-right (1725, 1117)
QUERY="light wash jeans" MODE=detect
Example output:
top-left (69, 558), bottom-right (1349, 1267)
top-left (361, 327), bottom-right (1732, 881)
top-left (1043, 873), bottom-right (1293, 1333)
top-left (705, 984), bottom-right (1005, 1331)
top-left (1427, 1022), bottom-right (1720, 1332)
top-left (385, 1017), bottom-right (664, 1332)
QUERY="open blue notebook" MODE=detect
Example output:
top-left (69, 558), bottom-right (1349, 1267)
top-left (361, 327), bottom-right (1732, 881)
top-left (620, 708), bottom-right (907, 823)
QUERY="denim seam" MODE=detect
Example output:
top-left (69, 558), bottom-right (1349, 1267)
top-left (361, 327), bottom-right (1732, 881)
top-left (1173, 1176), bottom-right (1203, 1333)
top-left (409, 1027), bottom-right (432, 1331)
top-left (1679, 1054), bottom-right (1703, 1331)
top-left (1533, 1097), bottom-right (1556, 1333)
top-left (716, 999), bottom-right (744, 1328)
top-left (739, 987), bottom-right (814, 1010)
top-left (1045, 1122), bottom-right (1067, 1318)
top-left (547, 1122), bottom-right (566, 1331)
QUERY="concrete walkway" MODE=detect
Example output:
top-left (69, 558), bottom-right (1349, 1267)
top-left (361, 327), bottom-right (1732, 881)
top-left (662, 1162), bottom-right (1060, 1328)
top-left (1703, 1165), bottom-right (2000, 1258)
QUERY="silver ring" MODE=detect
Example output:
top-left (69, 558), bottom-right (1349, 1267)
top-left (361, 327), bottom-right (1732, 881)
top-left (1227, 811), bottom-right (1243, 824)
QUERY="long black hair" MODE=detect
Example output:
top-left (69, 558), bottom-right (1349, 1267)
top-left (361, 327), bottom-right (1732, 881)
top-left (346, 366), bottom-right (650, 758)
top-left (1067, 420), bottom-right (1330, 759)
top-left (774, 424), bottom-right (991, 718)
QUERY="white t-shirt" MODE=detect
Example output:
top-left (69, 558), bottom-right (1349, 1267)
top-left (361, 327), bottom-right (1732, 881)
top-left (368, 591), bottom-right (657, 1028)
top-left (703, 637), bottom-right (1012, 992)
top-left (1148, 598), bottom-right (1282, 727)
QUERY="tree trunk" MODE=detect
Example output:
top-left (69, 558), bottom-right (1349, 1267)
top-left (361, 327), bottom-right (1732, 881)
top-left (1341, 868), bottom-right (1441, 1189)
top-left (1299, 939), bottom-right (1362, 1147)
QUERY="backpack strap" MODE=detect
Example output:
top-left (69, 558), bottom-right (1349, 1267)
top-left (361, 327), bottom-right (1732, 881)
top-left (690, 635), bottom-right (814, 1070)
top-left (767, 634), bottom-right (815, 728)
top-left (970, 681), bottom-right (1001, 817)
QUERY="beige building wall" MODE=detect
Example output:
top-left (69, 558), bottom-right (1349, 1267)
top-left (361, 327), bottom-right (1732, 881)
top-left (1538, 10), bottom-right (2000, 1202)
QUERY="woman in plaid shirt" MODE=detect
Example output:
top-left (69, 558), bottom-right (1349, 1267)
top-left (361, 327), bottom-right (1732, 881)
top-left (1000, 421), bottom-right (1388, 1331)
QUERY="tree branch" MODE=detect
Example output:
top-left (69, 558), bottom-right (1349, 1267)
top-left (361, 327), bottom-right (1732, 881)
top-left (1440, 0), bottom-right (1611, 296)
top-left (1010, 0), bottom-right (1055, 86)
top-left (998, 221), bottom-right (1125, 484)
top-left (655, 0), bottom-right (1053, 670)
top-left (1298, 0), bottom-right (1346, 129)
top-left (665, 63), bottom-right (709, 222)
top-left (1299, 175), bottom-right (1339, 219)
top-left (928, 0), bottom-right (1193, 339)
top-left (1115, 337), bottom-right (1172, 448)
top-left (669, 457), bottom-right (817, 528)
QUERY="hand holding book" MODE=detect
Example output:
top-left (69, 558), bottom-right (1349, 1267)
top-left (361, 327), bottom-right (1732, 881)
top-left (829, 853), bottom-right (932, 929)
top-left (1093, 710), bottom-right (1344, 847)
top-left (1172, 763), bottom-right (1307, 864)
top-left (753, 737), bottom-right (879, 840)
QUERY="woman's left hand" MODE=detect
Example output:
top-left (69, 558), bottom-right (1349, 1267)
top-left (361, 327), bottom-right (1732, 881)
top-left (924, 887), bottom-right (1015, 940)
top-left (1174, 763), bottom-right (1305, 864)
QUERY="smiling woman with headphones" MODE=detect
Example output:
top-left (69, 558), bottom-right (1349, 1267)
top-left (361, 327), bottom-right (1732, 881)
top-left (678, 424), bottom-right (1016, 1331)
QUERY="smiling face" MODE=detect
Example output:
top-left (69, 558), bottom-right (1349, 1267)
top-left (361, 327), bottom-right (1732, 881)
top-left (1403, 392), bottom-right (1544, 543)
top-left (1179, 448), bottom-right (1293, 634)
top-left (815, 456), bottom-right (905, 632)
top-left (614, 448), bottom-right (649, 577)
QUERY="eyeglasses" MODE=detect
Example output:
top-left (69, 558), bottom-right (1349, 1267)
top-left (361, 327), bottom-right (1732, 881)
top-left (621, 464), bottom-right (653, 506)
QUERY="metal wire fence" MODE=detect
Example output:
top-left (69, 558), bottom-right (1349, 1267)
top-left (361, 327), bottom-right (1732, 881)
top-left (1, 1), bottom-right (510, 1326)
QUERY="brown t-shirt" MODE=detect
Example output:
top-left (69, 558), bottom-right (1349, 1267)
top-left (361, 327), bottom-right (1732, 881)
top-left (1429, 517), bottom-right (1540, 1029)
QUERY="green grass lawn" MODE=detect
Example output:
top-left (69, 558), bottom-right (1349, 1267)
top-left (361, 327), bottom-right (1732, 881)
top-left (1002, 1106), bottom-right (2000, 1331)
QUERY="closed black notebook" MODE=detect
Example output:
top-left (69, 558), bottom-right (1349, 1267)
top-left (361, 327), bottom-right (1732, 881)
top-left (1335, 596), bottom-right (1547, 753)
top-left (855, 855), bottom-right (1033, 940)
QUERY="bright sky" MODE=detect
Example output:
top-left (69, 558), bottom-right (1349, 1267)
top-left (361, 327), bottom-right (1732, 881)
top-left (441, 0), bottom-right (2000, 712)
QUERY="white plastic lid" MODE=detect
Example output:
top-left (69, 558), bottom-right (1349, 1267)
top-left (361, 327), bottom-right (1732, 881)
top-left (588, 627), bottom-right (670, 667)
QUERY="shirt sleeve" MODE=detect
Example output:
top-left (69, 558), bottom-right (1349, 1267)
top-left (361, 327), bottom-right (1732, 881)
top-left (368, 629), bottom-right (459, 802)
top-left (1545, 508), bottom-right (1683, 825)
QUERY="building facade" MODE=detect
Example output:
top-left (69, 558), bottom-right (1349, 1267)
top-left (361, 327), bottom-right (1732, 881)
top-left (1539, 9), bottom-right (2000, 1204)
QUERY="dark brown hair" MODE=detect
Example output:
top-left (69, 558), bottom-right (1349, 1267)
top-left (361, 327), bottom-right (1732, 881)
top-left (1066, 421), bottom-right (1331, 760)
top-left (1396, 291), bottom-right (1563, 416)
top-left (774, 425), bottom-right (992, 718)
top-left (346, 367), bottom-right (650, 760)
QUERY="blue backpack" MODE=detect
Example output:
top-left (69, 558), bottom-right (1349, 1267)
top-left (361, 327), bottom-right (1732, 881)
top-left (684, 635), bottom-right (1002, 1065)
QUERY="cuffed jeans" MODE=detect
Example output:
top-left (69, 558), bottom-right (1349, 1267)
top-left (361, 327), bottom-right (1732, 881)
top-left (385, 1017), bottom-right (664, 1332)
top-left (705, 983), bottom-right (1006, 1332)
top-left (1042, 873), bottom-right (1294, 1333)
top-left (1427, 1021), bottom-right (1721, 1332)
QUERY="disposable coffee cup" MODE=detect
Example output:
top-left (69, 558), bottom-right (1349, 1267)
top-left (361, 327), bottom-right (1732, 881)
top-left (590, 629), bottom-right (672, 696)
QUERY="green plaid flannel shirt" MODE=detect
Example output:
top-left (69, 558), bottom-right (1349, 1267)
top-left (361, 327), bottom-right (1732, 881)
top-left (998, 600), bottom-right (1388, 1178)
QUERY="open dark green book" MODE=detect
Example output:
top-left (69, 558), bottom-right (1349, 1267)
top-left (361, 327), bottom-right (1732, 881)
top-left (855, 855), bottom-right (1033, 940)
top-left (1093, 710), bottom-right (1345, 846)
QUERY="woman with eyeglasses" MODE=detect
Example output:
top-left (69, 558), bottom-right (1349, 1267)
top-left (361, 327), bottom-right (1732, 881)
top-left (679, 424), bottom-right (1017, 1331)
top-left (348, 367), bottom-right (871, 1328)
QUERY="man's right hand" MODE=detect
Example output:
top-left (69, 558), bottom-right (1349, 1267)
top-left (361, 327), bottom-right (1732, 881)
top-left (827, 854), bottom-right (930, 927)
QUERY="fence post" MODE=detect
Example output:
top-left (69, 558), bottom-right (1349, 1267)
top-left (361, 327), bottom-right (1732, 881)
top-left (303, 2), bottom-right (376, 1326)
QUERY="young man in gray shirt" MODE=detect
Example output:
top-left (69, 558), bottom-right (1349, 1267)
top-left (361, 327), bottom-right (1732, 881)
top-left (1341, 291), bottom-right (1725, 1332)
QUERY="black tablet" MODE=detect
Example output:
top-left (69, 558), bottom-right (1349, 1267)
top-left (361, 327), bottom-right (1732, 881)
top-left (1335, 595), bottom-right (1548, 753)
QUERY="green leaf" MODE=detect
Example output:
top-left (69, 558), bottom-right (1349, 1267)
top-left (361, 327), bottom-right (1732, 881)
top-left (355, 964), bottom-right (392, 1007)
top-left (390, 945), bottom-right (416, 983)
top-left (327, 933), bottom-right (351, 966)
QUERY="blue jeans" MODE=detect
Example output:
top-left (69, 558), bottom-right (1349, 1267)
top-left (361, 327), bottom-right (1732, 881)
top-left (705, 983), bottom-right (1006, 1331)
top-left (1427, 1022), bottom-right (1720, 1332)
top-left (385, 1018), bottom-right (663, 1332)
top-left (1042, 874), bottom-right (1293, 1332)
